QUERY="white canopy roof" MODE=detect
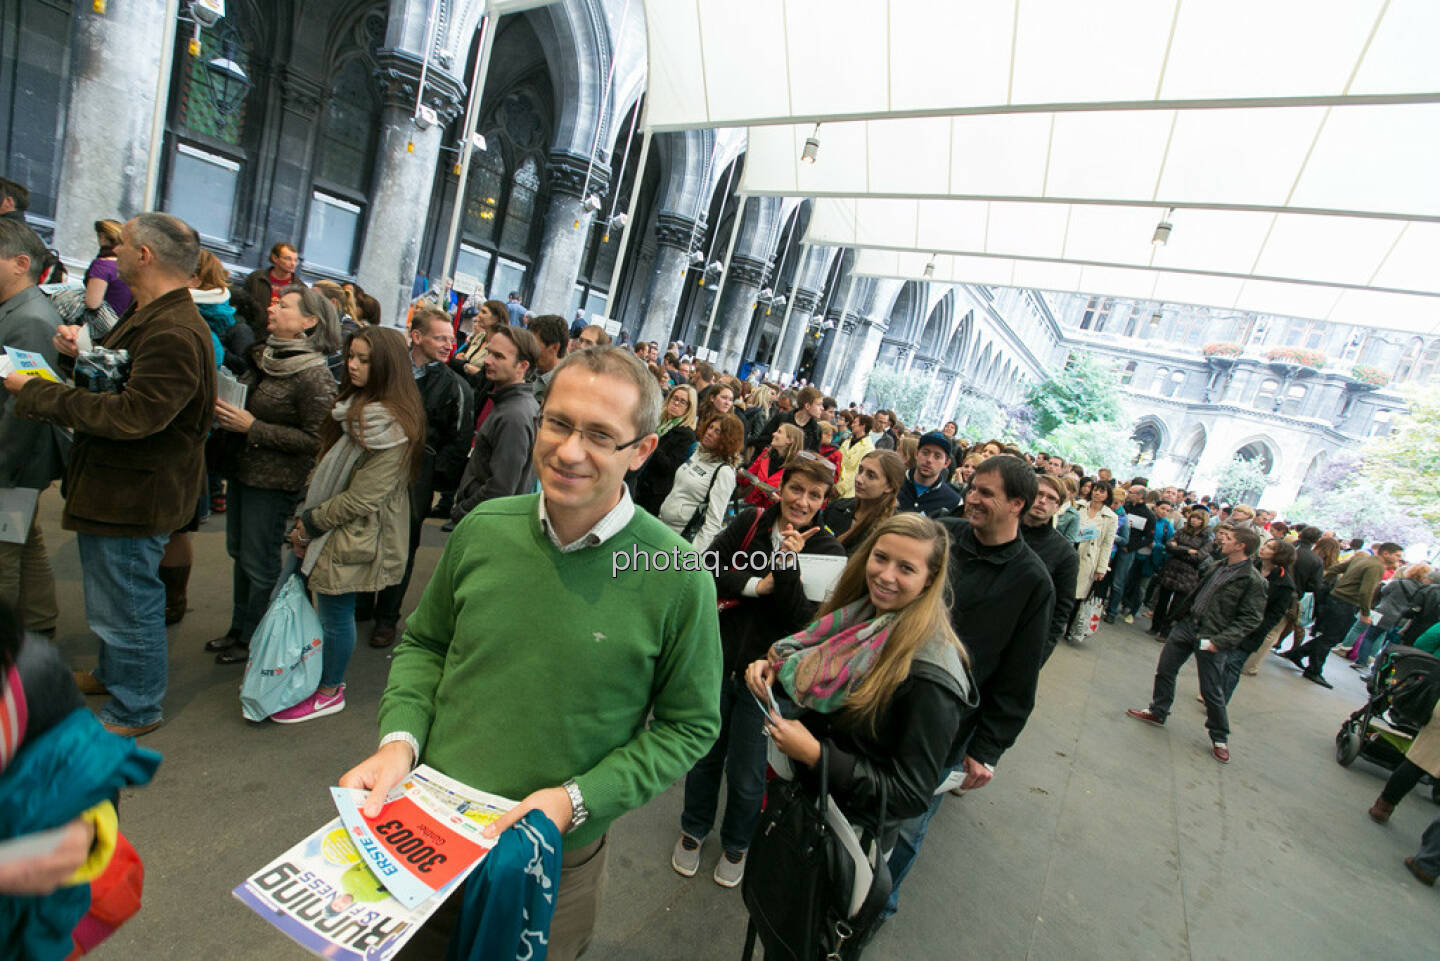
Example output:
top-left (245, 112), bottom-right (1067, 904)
top-left (643, 0), bottom-right (1440, 131)
top-left (850, 248), bottom-right (1440, 334)
top-left (641, 0), bottom-right (1440, 331)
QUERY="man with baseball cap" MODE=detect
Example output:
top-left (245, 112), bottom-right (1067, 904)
top-left (897, 430), bottom-right (960, 517)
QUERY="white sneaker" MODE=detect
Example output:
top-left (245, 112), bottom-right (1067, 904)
top-left (671, 834), bottom-right (701, 877)
top-left (714, 849), bottom-right (746, 887)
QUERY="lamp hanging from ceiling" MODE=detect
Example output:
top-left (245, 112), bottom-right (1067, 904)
top-left (800, 123), bottom-right (820, 165)
top-left (1152, 208), bottom-right (1174, 246)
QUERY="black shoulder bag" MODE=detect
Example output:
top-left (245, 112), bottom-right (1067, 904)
top-left (740, 747), bottom-right (892, 961)
top-left (680, 464), bottom-right (725, 542)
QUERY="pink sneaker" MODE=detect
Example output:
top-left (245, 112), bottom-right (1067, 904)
top-left (271, 686), bottom-right (346, 724)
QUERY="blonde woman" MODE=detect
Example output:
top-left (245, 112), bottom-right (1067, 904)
top-left (745, 513), bottom-right (974, 844)
top-left (634, 384), bottom-right (700, 514)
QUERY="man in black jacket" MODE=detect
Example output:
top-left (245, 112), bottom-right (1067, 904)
top-left (1127, 525), bottom-right (1268, 763)
top-left (884, 455), bottom-right (1053, 916)
top-left (364, 307), bottom-right (475, 646)
top-left (754, 385), bottom-right (823, 452)
top-left (896, 431), bottom-right (962, 518)
top-left (450, 326), bottom-right (540, 525)
top-left (1275, 525), bottom-right (1325, 655)
top-left (1022, 475), bottom-right (1079, 664)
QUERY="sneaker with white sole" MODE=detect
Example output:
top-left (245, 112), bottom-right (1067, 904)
top-left (714, 849), bottom-right (746, 887)
top-left (671, 834), bottom-right (701, 877)
top-left (271, 686), bottom-right (346, 724)
top-left (1123, 614), bottom-right (1135, 624)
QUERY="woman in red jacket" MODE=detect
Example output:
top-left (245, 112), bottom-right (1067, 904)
top-left (737, 423), bottom-right (802, 508)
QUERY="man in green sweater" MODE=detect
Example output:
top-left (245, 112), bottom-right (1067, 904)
top-left (1285, 541), bottom-right (1403, 688)
top-left (340, 346), bottom-right (722, 960)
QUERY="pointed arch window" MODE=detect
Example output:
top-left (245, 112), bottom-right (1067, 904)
top-left (303, 57), bottom-right (381, 274)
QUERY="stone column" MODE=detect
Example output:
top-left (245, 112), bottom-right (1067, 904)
top-left (775, 289), bottom-right (821, 377)
top-left (529, 151), bottom-right (611, 315)
top-left (836, 319), bottom-right (887, 406)
top-left (810, 309), bottom-right (853, 391)
top-left (52, 2), bottom-right (171, 257)
top-left (817, 316), bottom-right (858, 397)
top-left (355, 48), bottom-right (464, 327)
top-left (637, 211), bottom-right (701, 348)
top-left (715, 254), bottom-right (769, 372)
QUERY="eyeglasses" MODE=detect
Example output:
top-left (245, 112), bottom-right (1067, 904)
top-left (537, 414), bottom-right (646, 455)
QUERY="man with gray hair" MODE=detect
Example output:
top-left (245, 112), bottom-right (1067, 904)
top-left (0, 217), bottom-right (69, 636)
top-left (4, 212), bottom-right (216, 737)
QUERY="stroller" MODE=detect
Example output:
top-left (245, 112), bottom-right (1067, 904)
top-left (1334, 646), bottom-right (1440, 803)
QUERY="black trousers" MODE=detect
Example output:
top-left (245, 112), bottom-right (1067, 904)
top-left (1148, 620), bottom-right (1231, 744)
top-left (1292, 595), bottom-right (1358, 678)
top-left (1381, 758), bottom-right (1428, 806)
top-left (1151, 585), bottom-right (1183, 635)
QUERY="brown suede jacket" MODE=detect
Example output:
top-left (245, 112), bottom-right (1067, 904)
top-left (16, 287), bottom-right (217, 537)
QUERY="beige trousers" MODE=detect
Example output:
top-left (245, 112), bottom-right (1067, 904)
top-left (0, 509), bottom-right (58, 634)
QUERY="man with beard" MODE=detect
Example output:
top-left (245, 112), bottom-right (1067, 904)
top-left (1021, 474), bottom-right (1079, 664)
top-left (882, 455), bottom-right (1053, 919)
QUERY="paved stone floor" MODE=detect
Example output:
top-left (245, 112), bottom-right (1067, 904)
top-left (35, 489), bottom-right (1438, 960)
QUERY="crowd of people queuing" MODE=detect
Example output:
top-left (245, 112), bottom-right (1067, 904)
top-left (3, 196), bottom-right (1440, 957)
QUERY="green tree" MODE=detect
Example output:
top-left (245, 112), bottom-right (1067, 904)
top-left (951, 390), bottom-right (1005, 441)
top-left (865, 369), bottom-right (933, 428)
top-left (1042, 419), bottom-right (1137, 473)
top-left (1213, 455), bottom-right (1272, 505)
top-left (1024, 354), bottom-right (1124, 436)
top-left (1361, 387), bottom-right (1440, 536)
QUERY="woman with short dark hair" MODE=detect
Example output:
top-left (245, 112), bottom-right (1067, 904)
top-left (207, 287), bottom-right (341, 663)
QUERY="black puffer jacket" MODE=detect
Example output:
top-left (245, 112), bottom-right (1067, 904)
top-left (1402, 583), bottom-right (1440, 646)
top-left (710, 505), bottom-right (845, 676)
top-left (791, 639), bottom-right (975, 845)
top-left (415, 361), bottom-right (474, 490)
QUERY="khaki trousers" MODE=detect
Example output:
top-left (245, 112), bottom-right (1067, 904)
top-left (0, 509), bottom-right (57, 634)
top-left (1242, 620), bottom-right (1289, 674)
top-left (396, 833), bottom-right (608, 960)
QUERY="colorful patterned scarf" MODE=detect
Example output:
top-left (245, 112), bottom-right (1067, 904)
top-left (771, 598), bottom-right (897, 714)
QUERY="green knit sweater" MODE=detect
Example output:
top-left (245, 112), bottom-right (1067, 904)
top-left (378, 493), bottom-right (722, 848)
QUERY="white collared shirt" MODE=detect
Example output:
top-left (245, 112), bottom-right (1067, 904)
top-left (537, 485), bottom-right (636, 553)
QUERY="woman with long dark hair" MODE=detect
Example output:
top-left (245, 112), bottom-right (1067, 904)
top-left (268, 327), bottom-right (424, 723)
top-left (822, 449), bottom-right (905, 555)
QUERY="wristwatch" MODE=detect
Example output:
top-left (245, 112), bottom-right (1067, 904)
top-left (562, 779), bottom-right (589, 831)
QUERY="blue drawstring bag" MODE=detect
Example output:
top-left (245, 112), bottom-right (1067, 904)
top-left (239, 575), bottom-right (324, 721)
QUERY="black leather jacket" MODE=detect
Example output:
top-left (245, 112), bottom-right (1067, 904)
top-left (792, 641), bottom-right (974, 847)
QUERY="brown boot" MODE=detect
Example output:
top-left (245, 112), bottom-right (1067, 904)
top-left (1369, 796), bottom-right (1395, 823)
top-left (159, 564), bottom-right (191, 625)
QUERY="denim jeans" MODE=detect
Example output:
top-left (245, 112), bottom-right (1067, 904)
top-left (1220, 644), bottom-right (1257, 703)
top-left (277, 551), bottom-right (357, 689)
top-left (1415, 809), bottom-right (1440, 877)
top-left (883, 767), bottom-right (954, 916)
top-left (225, 482), bottom-right (300, 645)
top-left (77, 532), bottom-right (170, 728)
top-left (1107, 550), bottom-right (1141, 616)
top-left (680, 676), bottom-right (768, 853)
top-left (1355, 624), bottom-right (1396, 664)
